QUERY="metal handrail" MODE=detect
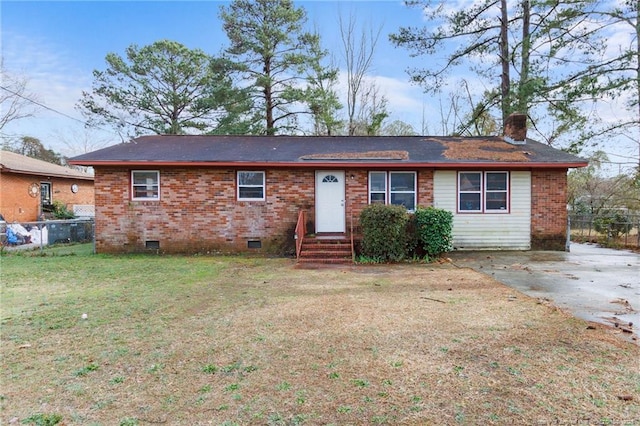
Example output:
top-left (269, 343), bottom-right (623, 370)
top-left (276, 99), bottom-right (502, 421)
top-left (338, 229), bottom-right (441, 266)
top-left (294, 209), bottom-right (306, 260)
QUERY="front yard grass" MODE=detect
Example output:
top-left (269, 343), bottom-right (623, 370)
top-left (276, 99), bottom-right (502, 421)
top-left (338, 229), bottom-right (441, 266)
top-left (1, 247), bottom-right (638, 425)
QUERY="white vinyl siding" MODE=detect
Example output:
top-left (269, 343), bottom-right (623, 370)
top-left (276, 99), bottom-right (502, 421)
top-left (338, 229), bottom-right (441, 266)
top-left (434, 170), bottom-right (531, 250)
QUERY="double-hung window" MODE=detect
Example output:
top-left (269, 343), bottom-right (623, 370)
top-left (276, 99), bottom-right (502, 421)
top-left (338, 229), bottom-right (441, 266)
top-left (131, 170), bottom-right (160, 200)
top-left (237, 171), bottom-right (265, 201)
top-left (369, 171), bottom-right (416, 211)
top-left (458, 171), bottom-right (509, 213)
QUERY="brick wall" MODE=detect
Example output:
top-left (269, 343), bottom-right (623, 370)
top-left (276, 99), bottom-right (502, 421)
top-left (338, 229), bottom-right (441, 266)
top-left (0, 173), bottom-right (93, 222)
top-left (418, 169), bottom-right (434, 207)
top-left (95, 167), bottom-right (437, 254)
top-left (98, 166), bottom-right (582, 254)
top-left (531, 169), bottom-right (568, 250)
top-left (95, 167), bottom-right (316, 254)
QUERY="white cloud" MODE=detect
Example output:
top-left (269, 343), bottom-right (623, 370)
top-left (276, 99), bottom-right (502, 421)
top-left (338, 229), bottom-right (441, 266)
top-left (1, 30), bottom-right (114, 154)
top-left (3, 31), bottom-right (91, 118)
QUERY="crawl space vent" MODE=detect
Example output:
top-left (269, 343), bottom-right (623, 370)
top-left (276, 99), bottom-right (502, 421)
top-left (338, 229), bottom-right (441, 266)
top-left (247, 240), bottom-right (262, 249)
top-left (145, 240), bottom-right (160, 250)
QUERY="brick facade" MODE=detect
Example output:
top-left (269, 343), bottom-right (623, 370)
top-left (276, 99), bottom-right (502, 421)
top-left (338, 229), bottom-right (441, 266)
top-left (96, 167), bottom-right (316, 254)
top-left (530, 169), bottom-right (568, 250)
top-left (94, 166), bottom-right (568, 254)
top-left (95, 167), bottom-right (437, 254)
top-left (0, 172), bottom-right (94, 222)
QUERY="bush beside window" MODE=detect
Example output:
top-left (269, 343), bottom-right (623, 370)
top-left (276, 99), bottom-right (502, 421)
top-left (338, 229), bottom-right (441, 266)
top-left (414, 207), bottom-right (453, 258)
top-left (359, 204), bottom-right (409, 262)
top-left (52, 200), bottom-right (75, 219)
top-left (358, 205), bottom-right (453, 262)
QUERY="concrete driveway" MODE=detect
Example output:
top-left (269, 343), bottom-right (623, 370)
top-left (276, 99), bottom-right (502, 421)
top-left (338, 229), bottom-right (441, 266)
top-left (449, 243), bottom-right (639, 342)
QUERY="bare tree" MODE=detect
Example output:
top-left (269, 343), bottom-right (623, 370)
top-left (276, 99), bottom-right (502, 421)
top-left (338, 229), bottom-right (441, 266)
top-left (0, 59), bottom-right (39, 133)
top-left (338, 11), bottom-right (383, 136)
top-left (356, 82), bottom-right (388, 136)
top-left (53, 127), bottom-right (114, 156)
top-left (434, 79), bottom-right (499, 136)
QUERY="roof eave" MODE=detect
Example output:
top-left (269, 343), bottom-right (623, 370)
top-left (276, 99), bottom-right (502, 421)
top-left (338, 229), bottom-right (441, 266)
top-left (67, 160), bottom-right (588, 169)
top-left (1, 167), bottom-right (94, 180)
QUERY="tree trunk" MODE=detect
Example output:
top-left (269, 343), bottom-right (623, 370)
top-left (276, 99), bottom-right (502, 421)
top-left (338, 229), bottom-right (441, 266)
top-left (264, 57), bottom-right (275, 135)
top-left (499, 0), bottom-right (510, 125)
top-left (635, 2), bottom-right (640, 170)
top-left (518, 0), bottom-right (530, 117)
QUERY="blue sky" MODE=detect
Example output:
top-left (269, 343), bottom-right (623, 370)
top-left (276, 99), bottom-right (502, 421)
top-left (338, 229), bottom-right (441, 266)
top-left (2, 0), bottom-right (434, 153)
top-left (1, 0), bottom-right (637, 173)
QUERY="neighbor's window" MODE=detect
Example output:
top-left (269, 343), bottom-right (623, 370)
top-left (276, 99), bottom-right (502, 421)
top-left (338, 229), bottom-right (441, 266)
top-left (458, 171), bottom-right (509, 212)
top-left (40, 182), bottom-right (52, 206)
top-left (368, 171), bottom-right (416, 211)
top-left (131, 170), bottom-right (160, 200)
top-left (237, 171), bottom-right (265, 201)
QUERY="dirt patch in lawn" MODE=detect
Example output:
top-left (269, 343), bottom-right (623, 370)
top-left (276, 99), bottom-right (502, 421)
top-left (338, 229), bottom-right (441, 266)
top-left (1, 256), bottom-right (638, 425)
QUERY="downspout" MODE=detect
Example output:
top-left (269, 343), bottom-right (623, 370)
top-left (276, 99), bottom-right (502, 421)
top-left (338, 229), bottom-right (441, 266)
top-left (566, 213), bottom-right (571, 252)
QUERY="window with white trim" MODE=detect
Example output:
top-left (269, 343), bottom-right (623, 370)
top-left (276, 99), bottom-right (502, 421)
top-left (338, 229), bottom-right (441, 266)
top-left (458, 171), bottom-right (509, 212)
top-left (237, 171), bottom-right (265, 201)
top-left (368, 171), bottom-right (416, 211)
top-left (369, 172), bottom-right (387, 204)
top-left (131, 170), bottom-right (160, 200)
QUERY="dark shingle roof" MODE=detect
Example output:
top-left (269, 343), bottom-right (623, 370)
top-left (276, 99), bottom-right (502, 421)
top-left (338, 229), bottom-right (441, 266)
top-left (68, 135), bottom-right (587, 168)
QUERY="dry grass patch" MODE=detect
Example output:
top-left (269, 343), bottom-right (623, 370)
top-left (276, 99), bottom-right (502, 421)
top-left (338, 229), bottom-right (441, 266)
top-left (1, 250), bottom-right (638, 425)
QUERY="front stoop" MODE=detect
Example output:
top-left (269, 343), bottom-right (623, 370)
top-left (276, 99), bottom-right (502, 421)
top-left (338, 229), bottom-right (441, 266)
top-left (297, 236), bottom-right (353, 264)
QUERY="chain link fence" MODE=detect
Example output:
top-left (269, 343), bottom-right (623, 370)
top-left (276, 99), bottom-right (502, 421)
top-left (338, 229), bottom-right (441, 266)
top-left (1, 219), bottom-right (95, 253)
top-left (570, 213), bottom-right (640, 249)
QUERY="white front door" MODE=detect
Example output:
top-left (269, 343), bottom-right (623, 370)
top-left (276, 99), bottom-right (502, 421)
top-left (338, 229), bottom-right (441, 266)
top-left (315, 171), bottom-right (345, 233)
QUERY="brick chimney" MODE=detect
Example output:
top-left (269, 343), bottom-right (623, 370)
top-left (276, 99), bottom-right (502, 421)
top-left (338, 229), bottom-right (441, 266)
top-left (503, 113), bottom-right (527, 145)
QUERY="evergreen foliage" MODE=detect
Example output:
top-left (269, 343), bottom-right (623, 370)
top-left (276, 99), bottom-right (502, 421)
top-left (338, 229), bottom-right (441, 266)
top-left (593, 211), bottom-right (633, 238)
top-left (359, 204), bottom-right (409, 262)
top-left (78, 40), bottom-right (253, 137)
top-left (414, 207), bottom-right (453, 258)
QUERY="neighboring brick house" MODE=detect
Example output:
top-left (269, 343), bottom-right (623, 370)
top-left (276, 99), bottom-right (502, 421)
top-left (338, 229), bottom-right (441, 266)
top-left (0, 150), bottom-right (94, 222)
top-left (69, 114), bottom-right (587, 255)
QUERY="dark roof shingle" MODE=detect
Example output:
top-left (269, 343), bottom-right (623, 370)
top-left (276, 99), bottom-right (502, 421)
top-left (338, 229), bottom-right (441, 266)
top-left (69, 135), bottom-right (587, 168)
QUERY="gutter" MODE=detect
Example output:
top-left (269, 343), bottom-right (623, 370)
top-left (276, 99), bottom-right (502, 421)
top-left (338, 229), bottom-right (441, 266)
top-left (0, 167), bottom-right (94, 180)
top-left (67, 160), bottom-right (589, 169)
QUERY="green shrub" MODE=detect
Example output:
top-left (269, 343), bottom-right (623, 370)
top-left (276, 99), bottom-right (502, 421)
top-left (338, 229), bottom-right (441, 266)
top-left (404, 213), bottom-right (420, 256)
top-left (593, 211), bottom-right (632, 238)
top-left (414, 207), bottom-right (453, 258)
top-left (359, 204), bottom-right (409, 262)
top-left (51, 200), bottom-right (75, 219)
